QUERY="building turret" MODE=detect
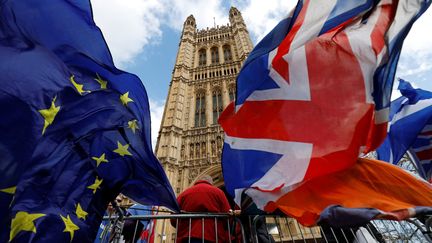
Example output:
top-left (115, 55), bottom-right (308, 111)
top-left (155, 8), bottom-right (255, 243)
top-left (229, 7), bottom-right (253, 62)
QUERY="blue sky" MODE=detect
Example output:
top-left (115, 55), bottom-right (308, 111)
top-left (91, 0), bottom-right (432, 147)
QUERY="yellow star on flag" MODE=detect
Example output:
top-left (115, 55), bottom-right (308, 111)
top-left (120, 92), bottom-right (134, 106)
top-left (70, 75), bottom-right (88, 95)
top-left (113, 141), bottom-right (132, 157)
top-left (38, 96), bottom-right (60, 135)
top-left (75, 203), bottom-right (88, 220)
top-left (94, 73), bottom-right (108, 89)
top-left (92, 153), bottom-right (108, 167)
top-left (60, 215), bottom-right (79, 242)
top-left (127, 119), bottom-right (139, 133)
top-left (10, 211), bottom-right (45, 241)
top-left (0, 186), bottom-right (16, 194)
top-left (87, 177), bottom-right (103, 194)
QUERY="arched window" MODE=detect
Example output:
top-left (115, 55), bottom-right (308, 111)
top-left (195, 92), bottom-right (206, 127)
top-left (223, 45), bottom-right (232, 62)
top-left (211, 47), bottom-right (219, 64)
top-left (212, 89), bottom-right (223, 124)
top-left (198, 49), bottom-right (206, 66)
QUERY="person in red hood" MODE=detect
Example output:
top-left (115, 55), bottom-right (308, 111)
top-left (173, 174), bottom-right (232, 243)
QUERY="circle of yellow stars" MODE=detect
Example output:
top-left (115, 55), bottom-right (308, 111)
top-left (26, 72), bottom-right (142, 241)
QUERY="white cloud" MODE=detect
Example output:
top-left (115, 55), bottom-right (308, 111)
top-left (164, 0), bottom-right (228, 30)
top-left (92, 0), bottom-right (166, 67)
top-left (91, 0), bottom-right (227, 67)
top-left (233, 0), bottom-right (297, 43)
top-left (149, 99), bottom-right (165, 149)
top-left (397, 8), bottom-right (432, 87)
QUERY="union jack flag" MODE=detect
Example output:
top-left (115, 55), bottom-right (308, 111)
top-left (412, 127), bottom-right (432, 182)
top-left (377, 79), bottom-right (432, 183)
top-left (219, 0), bottom-right (432, 224)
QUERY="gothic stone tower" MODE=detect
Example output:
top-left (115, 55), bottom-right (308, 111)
top-left (155, 7), bottom-right (253, 194)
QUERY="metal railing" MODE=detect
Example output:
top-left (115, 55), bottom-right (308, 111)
top-left (98, 212), bottom-right (432, 243)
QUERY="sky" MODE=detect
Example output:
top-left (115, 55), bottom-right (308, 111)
top-left (91, 0), bottom-right (432, 147)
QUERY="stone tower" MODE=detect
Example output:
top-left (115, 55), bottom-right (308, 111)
top-left (155, 7), bottom-right (253, 195)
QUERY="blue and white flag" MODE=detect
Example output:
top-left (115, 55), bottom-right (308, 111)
top-left (377, 79), bottom-right (432, 182)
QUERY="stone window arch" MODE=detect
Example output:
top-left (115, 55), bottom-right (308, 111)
top-left (212, 88), bottom-right (223, 124)
top-left (198, 48), bottom-right (206, 66)
top-left (211, 46), bottom-right (219, 64)
top-left (223, 45), bottom-right (232, 62)
top-left (195, 91), bottom-right (206, 127)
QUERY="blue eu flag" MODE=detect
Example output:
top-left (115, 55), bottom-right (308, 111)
top-left (0, 1), bottom-right (178, 242)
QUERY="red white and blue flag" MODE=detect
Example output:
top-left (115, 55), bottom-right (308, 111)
top-left (220, 0), bottom-right (432, 226)
top-left (377, 79), bottom-right (432, 183)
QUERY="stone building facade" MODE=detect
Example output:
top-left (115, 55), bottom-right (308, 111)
top-left (155, 7), bottom-right (253, 194)
top-left (153, 8), bottom-right (323, 243)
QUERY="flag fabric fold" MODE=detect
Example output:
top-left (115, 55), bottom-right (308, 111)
top-left (263, 158), bottom-right (432, 226)
top-left (219, 0), bottom-right (432, 225)
top-left (0, 1), bottom-right (178, 242)
top-left (377, 79), bottom-right (432, 182)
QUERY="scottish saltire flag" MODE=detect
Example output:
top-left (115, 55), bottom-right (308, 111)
top-left (0, 1), bottom-right (178, 242)
top-left (219, 0), bottom-right (432, 226)
top-left (377, 79), bottom-right (432, 182)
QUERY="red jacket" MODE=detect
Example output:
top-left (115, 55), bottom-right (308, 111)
top-left (174, 180), bottom-right (231, 243)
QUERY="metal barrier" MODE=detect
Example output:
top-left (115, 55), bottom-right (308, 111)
top-left (99, 213), bottom-right (432, 243)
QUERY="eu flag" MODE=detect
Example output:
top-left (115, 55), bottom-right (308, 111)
top-left (0, 1), bottom-right (178, 242)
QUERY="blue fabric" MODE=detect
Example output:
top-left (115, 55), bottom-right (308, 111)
top-left (372, 1), bottom-right (431, 111)
top-left (127, 204), bottom-right (152, 230)
top-left (127, 204), bottom-right (153, 243)
top-left (377, 79), bottom-right (432, 181)
top-left (0, 0), bottom-right (178, 242)
top-left (222, 142), bottom-right (282, 193)
top-left (318, 205), bottom-right (380, 228)
top-left (318, 205), bottom-right (432, 228)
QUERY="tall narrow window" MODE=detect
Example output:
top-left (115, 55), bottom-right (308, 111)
top-left (216, 136), bottom-right (222, 150)
top-left (198, 49), bottom-right (206, 66)
top-left (180, 145), bottom-right (185, 159)
top-left (228, 86), bottom-right (235, 102)
top-left (189, 143), bottom-right (194, 158)
top-left (195, 143), bottom-right (200, 158)
top-left (211, 47), bottom-right (219, 64)
top-left (223, 45), bottom-right (232, 62)
top-left (212, 89), bottom-right (223, 124)
top-left (211, 140), bottom-right (216, 156)
top-left (201, 142), bottom-right (206, 157)
top-left (195, 92), bottom-right (206, 127)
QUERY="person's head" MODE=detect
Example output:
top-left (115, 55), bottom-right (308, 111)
top-left (198, 174), bottom-right (213, 185)
top-left (115, 195), bottom-right (122, 204)
top-left (107, 195), bottom-right (123, 214)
